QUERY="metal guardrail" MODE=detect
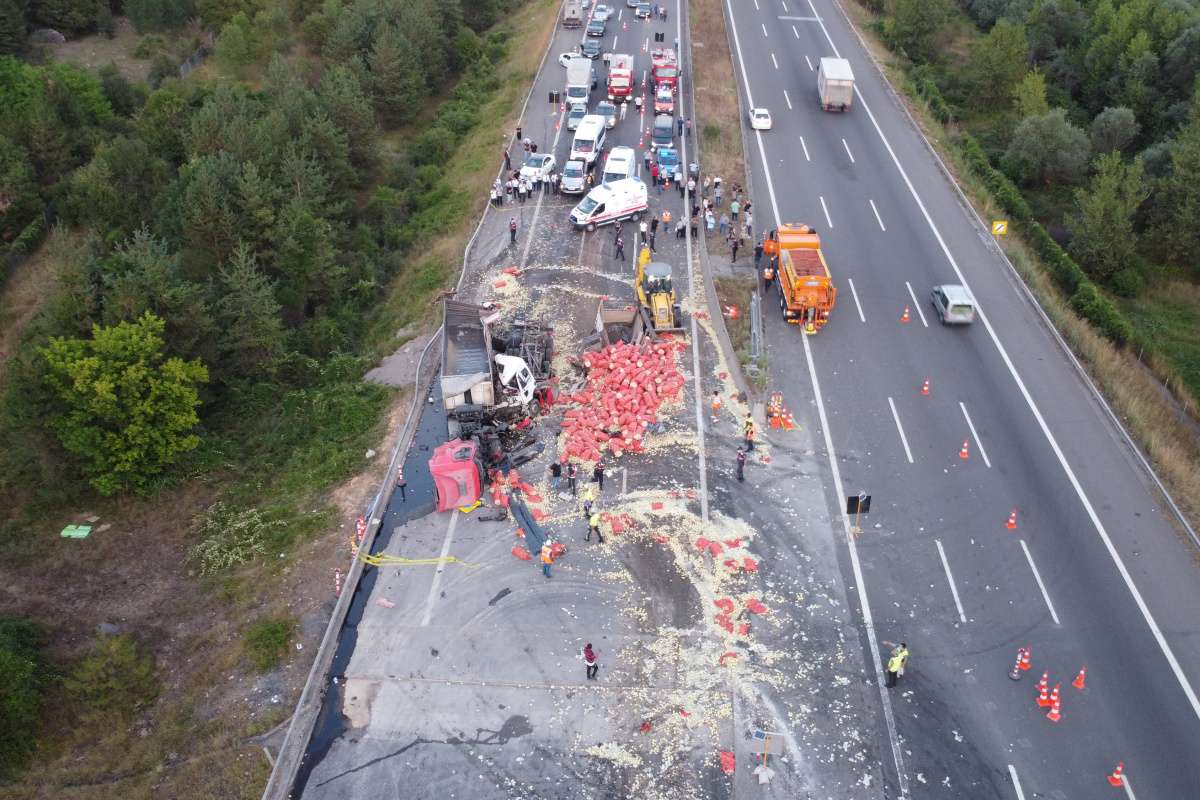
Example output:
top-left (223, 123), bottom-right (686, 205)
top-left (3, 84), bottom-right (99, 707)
top-left (749, 291), bottom-right (763, 366)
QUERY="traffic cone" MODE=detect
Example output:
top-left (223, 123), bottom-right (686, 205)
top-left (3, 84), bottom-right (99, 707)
top-left (1006, 510), bottom-right (1018, 530)
top-left (920, 379), bottom-right (930, 396)
top-left (901, 306), bottom-right (911, 323)
top-left (1009, 647), bottom-right (1026, 681)
top-left (1107, 762), bottom-right (1124, 787)
top-left (1019, 648), bottom-right (1032, 671)
top-left (1072, 665), bottom-right (1087, 690)
top-left (1036, 674), bottom-right (1052, 707)
top-left (1045, 683), bottom-right (1062, 722)
top-left (959, 440), bottom-right (970, 459)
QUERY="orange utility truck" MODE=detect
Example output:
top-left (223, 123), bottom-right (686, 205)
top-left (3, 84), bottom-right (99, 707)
top-left (764, 224), bottom-right (836, 333)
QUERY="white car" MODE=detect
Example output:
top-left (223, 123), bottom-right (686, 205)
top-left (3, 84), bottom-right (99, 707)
top-left (593, 4), bottom-right (611, 21)
top-left (749, 107), bottom-right (772, 130)
top-left (930, 284), bottom-right (977, 325)
top-left (520, 153), bottom-right (557, 182)
top-left (560, 52), bottom-right (586, 67)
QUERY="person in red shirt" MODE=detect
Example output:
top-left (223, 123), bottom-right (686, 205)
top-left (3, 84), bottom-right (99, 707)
top-left (582, 643), bottom-right (599, 680)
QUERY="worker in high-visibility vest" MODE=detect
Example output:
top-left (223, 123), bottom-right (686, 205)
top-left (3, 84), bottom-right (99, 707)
top-left (540, 544), bottom-right (554, 579)
top-left (883, 641), bottom-right (909, 687)
top-left (587, 511), bottom-right (604, 543)
top-left (710, 390), bottom-right (723, 423)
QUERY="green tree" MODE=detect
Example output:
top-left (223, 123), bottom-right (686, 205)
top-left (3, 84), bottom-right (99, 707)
top-left (214, 244), bottom-right (285, 378)
top-left (1004, 108), bottom-right (1091, 185)
top-left (64, 634), bottom-right (158, 719)
top-left (0, 0), bottom-right (27, 55)
top-left (0, 134), bottom-right (38, 242)
top-left (215, 11), bottom-right (256, 71)
top-left (271, 199), bottom-right (339, 319)
top-left (39, 312), bottom-right (208, 495)
top-left (30, 0), bottom-right (97, 33)
top-left (22, 96), bottom-right (72, 186)
top-left (367, 25), bottom-right (426, 123)
top-left (0, 618), bottom-right (49, 781)
top-left (967, 19), bottom-right (1028, 111)
top-left (1089, 106), bottom-right (1139, 154)
top-left (1067, 152), bottom-right (1148, 282)
top-left (1153, 84), bottom-right (1200, 267)
top-left (317, 65), bottom-right (377, 170)
top-left (136, 84), bottom-right (190, 162)
top-left (1012, 69), bottom-right (1050, 118)
top-left (887, 0), bottom-right (952, 63)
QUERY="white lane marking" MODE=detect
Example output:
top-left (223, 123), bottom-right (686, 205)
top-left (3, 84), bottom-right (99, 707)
top-left (517, 105), bottom-right (567, 269)
top-left (888, 396), bottom-right (914, 464)
top-left (754, 0), bottom-right (759, 8)
top-left (643, 37), bottom-right (649, 51)
top-left (420, 511), bottom-right (459, 627)
top-left (799, 136), bottom-right (810, 161)
top-left (811, 0), bottom-right (1200, 719)
top-left (869, 198), bottom-right (886, 231)
top-left (578, 229), bottom-right (587, 264)
top-left (781, 0), bottom-right (788, 10)
top-left (1124, 774), bottom-right (1138, 800)
top-left (959, 402), bottom-right (992, 468)
top-left (784, 89), bottom-right (792, 109)
top-left (726, 0), bottom-right (887, 777)
top-left (819, 195), bottom-right (832, 228)
top-left (762, 22), bottom-right (768, 36)
top-left (612, 35), bottom-right (619, 50)
top-left (842, 137), bottom-right (855, 162)
top-left (847, 277), bottom-right (865, 322)
top-left (771, 52), bottom-right (779, 69)
top-left (618, 8), bottom-right (623, 20)
top-left (935, 540), bottom-right (967, 623)
top-left (904, 281), bottom-right (928, 327)
top-left (804, 54), bottom-right (813, 71)
top-left (792, 24), bottom-right (799, 38)
top-left (1020, 539), bottom-right (1061, 625)
top-left (1008, 765), bottom-right (1026, 800)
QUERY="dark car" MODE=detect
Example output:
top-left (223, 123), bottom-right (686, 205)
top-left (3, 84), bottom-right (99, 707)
top-left (635, 2), bottom-right (652, 17)
top-left (586, 18), bottom-right (606, 36)
top-left (581, 38), bottom-right (602, 58)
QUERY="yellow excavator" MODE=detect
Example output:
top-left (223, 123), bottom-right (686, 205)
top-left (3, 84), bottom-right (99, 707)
top-left (635, 246), bottom-right (685, 332)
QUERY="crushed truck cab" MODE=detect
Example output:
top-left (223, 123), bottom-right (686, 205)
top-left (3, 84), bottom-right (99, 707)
top-left (767, 224), bottom-right (837, 333)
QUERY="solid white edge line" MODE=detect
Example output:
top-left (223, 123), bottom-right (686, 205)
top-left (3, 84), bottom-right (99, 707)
top-left (1020, 539), bottom-right (1061, 626)
top-left (800, 136), bottom-right (810, 161)
top-left (727, 0), bottom-right (902, 785)
top-left (810, 0), bottom-right (1200, 720)
top-left (1008, 765), bottom-right (1026, 800)
top-left (888, 396), bottom-right (914, 464)
top-left (784, 89), bottom-right (792, 109)
top-left (420, 511), bottom-right (459, 627)
top-left (1123, 774), bottom-right (1138, 800)
top-left (935, 539), bottom-right (967, 623)
top-left (959, 401), bottom-right (992, 468)
top-left (842, 137), bottom-right (855, 163)
top-left (819, 195), bottom-right (833, 228)
top-left (847, 277), bottom-right (866, 322)
top-left (869, 198), bottom-right (886, 231)
top-left (904, 280), bottom-right (928, 327)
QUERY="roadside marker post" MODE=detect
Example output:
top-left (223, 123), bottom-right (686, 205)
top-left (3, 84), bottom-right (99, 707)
top-left (846, 492), bottom-right (871, 538)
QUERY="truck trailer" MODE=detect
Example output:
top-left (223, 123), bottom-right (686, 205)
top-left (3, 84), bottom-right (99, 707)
top-left (817, 57), bottom-right (854, 112)
top-left (767, 224), bottom-right (837, 333)
top-left (562, 0), bottom-right (583, 27)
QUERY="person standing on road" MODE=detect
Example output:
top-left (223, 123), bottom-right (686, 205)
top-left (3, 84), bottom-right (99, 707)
top-left (509, 217), bottom-right (518, 245)
top-left (730, 198), bottom-right (740, 224)
top-left (736, 447), bottom-right (746, 482)
top-left (614, 235), bottom-right (625, 261)
top-left (711, 390), bottom-right (723, 423)
top-left (730, 235), bottom-right (740, 263)
top-left (754, 239), bottom-right (764, 270)
top-left (690, 213), bottom-right (699, 239)
top-left (719, 213), bottom-right (729, 237)
top-left (650, 217), bottom-right (659, 236)
top-left (687, 177), bottom-right (696, 196)
top-left (742, 415), bottom-right (755, 451)
top-left (582, 643), bottom-right (599, 680)
top-left (648, 229), bottom-right (656, 252)
top-left (593, 459), bottom-right (605, 492)
top-left (661, 209), bottom-right (673, 234)
top-left (883, 641), bottom-right (909, 687)
top-left (677, 117), bottom-right (684, 136)
top-left (516, 125), bottom-right (523, 144)
top-left (587, 511), bottom-right (604, 543)
top-left (677, 176), bottom-right (685, 198)
top-left (685, 117), bottom-right (692, 137)
top-left (549, 460), bottom-right (562, 494)
top-left (745, 212), bottom-right (754, 241)
top-left (503, 149), bottom-right (511, 172)
top-left (540, 544), bottom-right (554, 578)
top-left (567, 462), bottom-right (578, 495)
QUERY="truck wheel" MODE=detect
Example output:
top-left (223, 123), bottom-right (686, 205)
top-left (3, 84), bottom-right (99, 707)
top-left (630, 211), bottom-right (641, 222)
top-left (779, 293), bottom-right (787, 319)
top-left (586, 222), bottom-right (596, 232)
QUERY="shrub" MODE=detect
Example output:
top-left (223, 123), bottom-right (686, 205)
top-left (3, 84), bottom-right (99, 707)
top-left (188, 501), bottom-right (268, 575)
top-left (133, 34), bottom-right (166, 59)
top-left (0, 618), bottom-right (50, 780)
top-left (243, 617), bottom-right (294, 672)
top-left (1069, 281), bottom-right (1132, 345)
top-left (1109, 266), bottom-right (1145, 298)
top-left (64, 634), bottom-right (159, 721)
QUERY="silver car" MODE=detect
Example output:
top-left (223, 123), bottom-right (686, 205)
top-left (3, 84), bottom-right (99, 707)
top-left (597, 100), bottom-right (617, 129)
top-left (930, 284), bottom-right (977, 324)
top-left (560, 159), bottom-right (587, 194)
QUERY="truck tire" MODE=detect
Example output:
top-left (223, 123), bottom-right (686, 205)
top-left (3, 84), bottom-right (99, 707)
top-left (586, 222), bottom-right (597, 232)
top-left (630, 211), bottom-right (641, 222)
top-left (779, 293), bottom-right (787, 319)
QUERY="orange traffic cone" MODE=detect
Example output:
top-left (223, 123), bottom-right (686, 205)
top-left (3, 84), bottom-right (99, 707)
top-left (1006, 510), bottom-right (1018, 529)
top-left (1019, 648), bottom-right (1032, 671)
top-left (1107, 762), bottom-right (1124, 787)
top-left (1045, 683), bottom-right (1062, 722)
top-left (901, 306), bottom-right (911, 323)
top-left (920, 379), bottom-right (930, 396)
top-left (959, 440), bottom-right (970, 459)
top-left (1036, 672), bottom-right (1052, 707)
top-left (1072, 666), bottom-right (1087, 690)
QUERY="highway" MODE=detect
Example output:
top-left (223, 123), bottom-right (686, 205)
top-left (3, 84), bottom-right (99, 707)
top-left (725, 0), bottom-right (1200, 797)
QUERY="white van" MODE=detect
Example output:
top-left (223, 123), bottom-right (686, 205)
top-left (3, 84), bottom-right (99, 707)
top-left (570, 115), bottom-right (607, 166)
top-left (570, 177), bottom-right (648, 231)
top-left (601, 146), bottom-right (636, 185)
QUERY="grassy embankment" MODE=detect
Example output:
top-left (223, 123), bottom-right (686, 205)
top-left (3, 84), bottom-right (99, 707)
top-left (840, 0), bottom-right (1200, 527)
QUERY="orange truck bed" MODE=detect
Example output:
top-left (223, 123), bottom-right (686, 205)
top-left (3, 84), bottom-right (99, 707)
top-left (771, 225), bottom-right (836, 333)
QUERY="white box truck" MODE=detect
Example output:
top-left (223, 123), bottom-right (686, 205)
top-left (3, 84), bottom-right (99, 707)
top-left (566, 58), bottom-right (594, 105)
top-left (817, 57), bottom-right (854, 112)
top-left (562, 0), bottom-right (583, 27)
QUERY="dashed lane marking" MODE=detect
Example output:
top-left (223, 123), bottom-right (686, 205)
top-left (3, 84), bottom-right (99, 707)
top-left (819, 195), bottom-right (832, 228)
top-left (1020, 539), bottom-right (1061, 625)
top-left (799, 135), bottom-right (810, 161)
top-left (959, 401), bottom-right (992, 468)
top-left (904, 280), bottom-right (928, 327)
top-left (935, 539), bottom-right (967, 623)
top-left (869, 198), bottom-right (886, 231)
top-left (888, 396), bottom-right (914, 464)
top-left (1008, 765), bottom-right (1026, 800)
top-left (842, 137), bottom-right (855, 163)
top-left (847, 277), bottom-right (865, 322)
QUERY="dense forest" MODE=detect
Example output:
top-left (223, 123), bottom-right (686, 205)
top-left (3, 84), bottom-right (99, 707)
top-left (0, 0), bottom-right (531, 784)
top-left (865, 0), bottom-right (1200, 399)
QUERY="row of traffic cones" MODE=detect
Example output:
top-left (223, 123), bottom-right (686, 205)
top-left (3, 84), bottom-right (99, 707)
top-left (766, 392), bottom-right (797, 431)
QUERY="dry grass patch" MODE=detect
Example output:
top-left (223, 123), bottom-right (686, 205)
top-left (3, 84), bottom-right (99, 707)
top-left (689, 0), bottom-right (746, 191)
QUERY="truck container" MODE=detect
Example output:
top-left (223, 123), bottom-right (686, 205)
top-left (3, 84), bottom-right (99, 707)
top-left (566, 58), bottom-right (594, 105)
top-left (562, 0), bottom-right (583, 27)
top-left (770, 225), bottom-right (837, 333)
top-left (607, 53), bottom-right (635, 102)
top-left (817, 57), bottom-right (854, 112)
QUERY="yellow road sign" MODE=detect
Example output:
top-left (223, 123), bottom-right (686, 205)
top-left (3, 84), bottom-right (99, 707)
top-left (992, 220), bottom-right (1009, 236)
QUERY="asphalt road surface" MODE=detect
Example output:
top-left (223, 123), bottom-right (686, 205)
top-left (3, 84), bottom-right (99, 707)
top-left (725, 0), bottom-right (1200, 797)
